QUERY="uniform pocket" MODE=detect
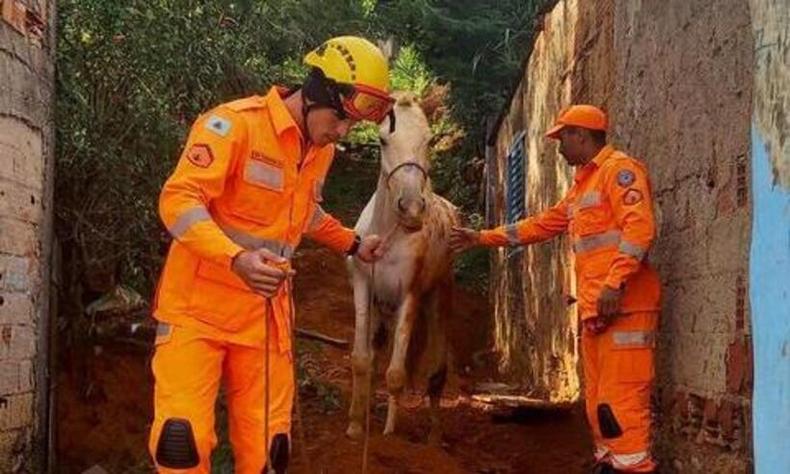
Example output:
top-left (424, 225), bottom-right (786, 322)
top-left (245, 160), bottom-right (284, 191)
top-left (226, 156), bottom-right (288, 225)
top-left (187, 259), bottom-right (263, 332)
top-left (610, 330), bottom-right (656, 383)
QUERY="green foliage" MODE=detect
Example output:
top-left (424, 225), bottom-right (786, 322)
top-left (55, 0), bottom-right (545, 315)
top-left (55, 0), bottom-right (378, 313)
top-left (375, 0), bottom-right (542, 130)
top-left (371, 0), bottom-right (545, 212)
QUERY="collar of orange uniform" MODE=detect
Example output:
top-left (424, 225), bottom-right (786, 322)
top-left (574, 144), bottom-right (615, 182)
top-left (265, 86), bottom-right (301, 138)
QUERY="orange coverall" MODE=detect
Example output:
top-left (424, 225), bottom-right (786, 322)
top-left (480, 145), bottom-right (661, 472)
top-left (149, 87), bottom-right (355, 473)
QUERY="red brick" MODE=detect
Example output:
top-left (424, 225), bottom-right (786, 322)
top-left (675, 389), bottom-right (689, 419)
top-left (718, 399), bottom-right (737, 440)
top-left (703, 397), bottom-right (719, 426)
top-left (726, 336), bottom-right (752, 395)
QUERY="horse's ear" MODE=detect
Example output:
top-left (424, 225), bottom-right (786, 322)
top-left (419, 83), bottom-right (449, 124)
top-left (377, 37), bottom-right (399, 64)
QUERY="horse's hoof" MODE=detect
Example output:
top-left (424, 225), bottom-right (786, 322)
top-left (382, 426), bottom-right (395, 436)
top-left (346, 423), bottom-right (363, 440)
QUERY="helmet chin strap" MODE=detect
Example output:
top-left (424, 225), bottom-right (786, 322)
top-left (300, 68), bottom-right (348, 147)
top-left (301, 99), bottom-right (316, 146)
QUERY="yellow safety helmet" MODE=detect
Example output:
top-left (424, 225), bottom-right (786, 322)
top-left (303, 36), bottom-right (394, 123)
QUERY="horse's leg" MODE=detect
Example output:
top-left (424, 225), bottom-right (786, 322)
top-left (425, 279), bottom-right (451, 445)
top-left (347, 264), bottom-right (375, 440)
top-left (383, 293), bottom-right (418, 435)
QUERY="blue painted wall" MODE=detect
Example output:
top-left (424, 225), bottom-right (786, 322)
top-left (750, 3), bottom-right (789, 471)
top-left (750, 126), bottom-right (790, 473)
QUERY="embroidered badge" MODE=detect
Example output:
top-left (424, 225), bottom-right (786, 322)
top-left (617, 169), bottom-right (636, 187)
top-left (186, 144), bottom-right (214, 168)
top-left (205, 115), bottom-right (231, 137)
top-left (623, 188), bottom-right (643, 205)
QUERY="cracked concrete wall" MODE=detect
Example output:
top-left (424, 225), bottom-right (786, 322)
top-left (490, 0), bottom-right (757, 470)
top-left (0, 1), bottom-right (56, 471)
top-left (611, 1), bottom-right (753, 471)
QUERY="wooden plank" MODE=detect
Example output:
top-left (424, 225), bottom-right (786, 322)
top-left (296, 328), bottom-right (350, 349)
top-left (471, 394), bottom-right (573, 411)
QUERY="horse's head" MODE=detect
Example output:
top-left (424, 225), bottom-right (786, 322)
top-left (379, 91), bottom-right (432, 232)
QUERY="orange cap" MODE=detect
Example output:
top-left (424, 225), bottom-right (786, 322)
top-left (545, 105), bottom-right (608, 139)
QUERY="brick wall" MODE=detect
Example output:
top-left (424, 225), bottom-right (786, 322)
top-left (0, 0), bottom-right (56, 470)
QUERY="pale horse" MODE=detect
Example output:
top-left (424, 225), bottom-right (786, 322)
top-left (346, 91), bottom-right (459, 444)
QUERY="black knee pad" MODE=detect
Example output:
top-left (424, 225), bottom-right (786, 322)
top-left (597, 403), bottom-right (623, 439)
top-left (267, 433), bottom-right (289, 473)
top-left (155, 418), bottom-right (199, 469)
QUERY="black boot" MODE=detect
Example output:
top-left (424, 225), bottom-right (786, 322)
top-left (591, 464), bottom-right (658, 474)
top-left (591, 463), bottom-right (616, 474)
top-left (263, 433), bottom-right (289, 473)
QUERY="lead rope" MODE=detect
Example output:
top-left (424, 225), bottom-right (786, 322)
top-left (264, 297), bottom-right (273, 473)
top-left (361, 261), bottom-right (376, 474)
top-left (287, 275), bottom-right (313, 474)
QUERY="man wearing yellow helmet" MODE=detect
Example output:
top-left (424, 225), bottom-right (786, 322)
top-left (303, 35), bottom-right (395, 127)
top-left (148, 36), bottom-right (391, 473)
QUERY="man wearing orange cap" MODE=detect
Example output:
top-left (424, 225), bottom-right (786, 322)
top-left (451, 105), bottom-right (661, 473)
top-left (149, 36), bottom-right (393, 473)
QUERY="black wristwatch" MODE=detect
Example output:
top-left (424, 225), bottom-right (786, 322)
top-left (346, 234), bottom-right (362, 256)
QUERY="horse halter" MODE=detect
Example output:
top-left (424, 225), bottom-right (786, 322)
top-left (384, 161), bottom-right (429, 189)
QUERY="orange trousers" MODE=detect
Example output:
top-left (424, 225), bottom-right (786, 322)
top-left (582, 311), bottom-right (658, 473)
top-left (148, 323), bottom-right (294, 473)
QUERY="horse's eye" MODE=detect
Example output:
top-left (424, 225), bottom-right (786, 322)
top-left (379, 137), bottom-right (388, 147)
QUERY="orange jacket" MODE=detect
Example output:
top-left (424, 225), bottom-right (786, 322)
top-left (154, 87), bottom-right (355, 348)
top-left (480, 145), bottom-right (660, 319)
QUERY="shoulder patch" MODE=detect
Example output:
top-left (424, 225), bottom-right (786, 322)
top-left (205, 115), bottom-right (232, 137)
top-left (617, 169), bottom-right (636, 187)
top-left (186, 144), bottom-right (214, 168)
top-left (623, 188), bottom-right (643, 205)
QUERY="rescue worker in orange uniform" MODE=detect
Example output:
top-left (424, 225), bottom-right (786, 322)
top-left (149, 36), bottom-right (394, 473)
top-left (451, 106), bottom-right (661, 473)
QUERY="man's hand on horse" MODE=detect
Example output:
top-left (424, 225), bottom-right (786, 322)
top-left (231, 248), bottom-right (295, 298)
top-left (357, 234), bottom-right (386, 263)
top-left (449, 226), bottom-right (480, 254)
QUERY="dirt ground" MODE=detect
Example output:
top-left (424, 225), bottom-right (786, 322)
top-left (56, 245), bottom-right (592, 474)
top-left (56, 156), bottom-right (592, 473)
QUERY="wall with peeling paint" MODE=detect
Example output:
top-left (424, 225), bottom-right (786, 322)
top-left (749, 1), bottom-right (790, 472)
